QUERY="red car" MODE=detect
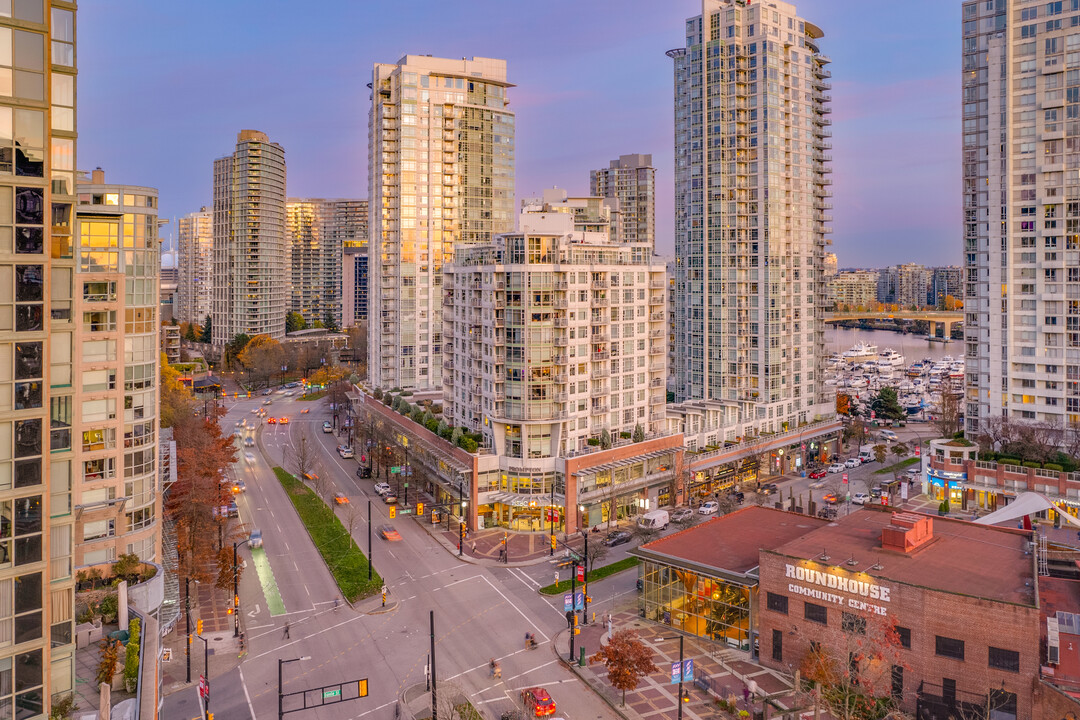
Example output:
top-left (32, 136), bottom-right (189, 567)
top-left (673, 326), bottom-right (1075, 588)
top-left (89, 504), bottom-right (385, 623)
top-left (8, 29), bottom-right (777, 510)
top-left (520, 687), bottom-right (556, 717)
top-left (267, 417), bottom-right (276, 424)
top-left (822, 492), bottom-right (839, 504)
top-left (809, 469), bottom-right (828, 479)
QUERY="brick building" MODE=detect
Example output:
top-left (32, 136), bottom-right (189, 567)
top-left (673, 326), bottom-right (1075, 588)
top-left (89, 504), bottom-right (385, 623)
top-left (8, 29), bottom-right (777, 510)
top-left (634, 505), bottom-right (1058, 720)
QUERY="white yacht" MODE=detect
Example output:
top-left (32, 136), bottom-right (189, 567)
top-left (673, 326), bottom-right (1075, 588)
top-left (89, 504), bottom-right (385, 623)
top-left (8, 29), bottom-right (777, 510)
top-left (842, 342), bottom-right (878, 361)
top-left (877, 348), bottom-right (906, 367)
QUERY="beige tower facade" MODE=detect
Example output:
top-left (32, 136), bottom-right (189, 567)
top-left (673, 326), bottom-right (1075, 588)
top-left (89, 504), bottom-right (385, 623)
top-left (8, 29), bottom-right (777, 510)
top-left (73, 173), bottom-right (162, 570)
top-left (176, 207), bottom-right (212, 326)
top-left (211, 130), bottom-right (287, 346)
top-left (286, 198), bottom-right (367, 330)
top-left (368, 55), bottom-right (515, 392)
top-left (0, 1), bottom-right (79, 710)
top-left (590, 153), bottom-right (656, 246)
top-left (670, 0), bottom-right (834, 438)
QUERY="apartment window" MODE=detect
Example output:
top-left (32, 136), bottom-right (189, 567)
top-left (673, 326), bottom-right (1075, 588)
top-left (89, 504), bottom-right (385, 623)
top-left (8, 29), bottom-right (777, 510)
top-left (935, 635), bottom-right (965, 660)
top-left (81, 519), bottom-right (114, 542)
top-left (895, 626), bottom-right (912, 649)
top-left (805, 602), bottom-right (828, 625)
top-left (766, 592), bottom-right (788, 614)
top-left (12, 572), bottom-right (40, 646)
top-left (989, 647), bottom-right (1020, 672)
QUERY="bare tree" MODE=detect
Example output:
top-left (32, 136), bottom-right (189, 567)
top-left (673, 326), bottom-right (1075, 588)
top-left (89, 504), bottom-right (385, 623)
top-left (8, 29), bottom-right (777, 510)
top-left (288, 430), bottom-right (327, 499)
top-left (933, 375), bottom-right (962, 438)
top-left (341, 504), bottom-right (362, 539)
top-left (742, 433), bottom-right (772, 488)
top-left (432, 680), bottom-right (474, 720)
top-left (585, 539), bottom-right (609, 569)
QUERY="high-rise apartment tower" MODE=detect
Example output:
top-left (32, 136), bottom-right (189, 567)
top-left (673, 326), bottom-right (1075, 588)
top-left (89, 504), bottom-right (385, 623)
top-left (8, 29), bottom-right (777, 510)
top-left (590, 153), bottom-right (656, 246)
top-left (0, 1), bottom-right (79, 709)
top-left (368, 56), bottom-right (515, 392)
top-left (211, 130), bottom-right (287, 346)
top-left (669, 0), bottom-right (833, 435)
top-left (960, 0), bottom-right (1080, 434)
top-left (285, 198), bottom-right (366, 330)
top-left (176, 207), bottom-right (212, 326)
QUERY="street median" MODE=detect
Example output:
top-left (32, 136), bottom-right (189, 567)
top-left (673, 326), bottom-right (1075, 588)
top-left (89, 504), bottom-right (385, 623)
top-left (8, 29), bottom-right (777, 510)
top-left (273, 466), bottom-right (381, 602)
top-left (539, 557), bottom-right (639, 595)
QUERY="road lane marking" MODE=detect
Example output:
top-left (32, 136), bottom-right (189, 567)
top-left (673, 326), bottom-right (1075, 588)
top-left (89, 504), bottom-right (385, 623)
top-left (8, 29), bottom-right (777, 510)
top-left (238, 666), bottom-right (256, 719)
top-left (250, 547), bottom-right (286, 616)
top-left (480, 576), bottom-right (548, 641)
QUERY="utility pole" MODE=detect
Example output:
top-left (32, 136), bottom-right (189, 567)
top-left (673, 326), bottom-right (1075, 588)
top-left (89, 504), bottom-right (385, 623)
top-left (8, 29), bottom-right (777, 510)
top-left (233, 538), bottom-right (250, 637)
top-left (569, 561), bottom-right (577, 662)
top-left (367, 500), bottom-right (373, 581)
top-left (660, 634), bottom-right (686, 720)
top-left (185, 577), bottom-right (191, 683)
top-left (582, 530), bottom-right (589, 625)
top-left (550, 483), bottom-right (555, 556)
top-left (429, 610), bottom-right (438, 720)
top-left (457, 481), bottom-right (464, 557)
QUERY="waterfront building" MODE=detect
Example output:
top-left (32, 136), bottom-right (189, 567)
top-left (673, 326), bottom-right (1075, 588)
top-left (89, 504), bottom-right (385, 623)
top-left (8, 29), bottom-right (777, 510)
top-left (929, 265), bottom-right (962, 308)
top-left (340, 200), bottom-right (370, 327)
top-left (828, 270), bottom-right (879, 310)
top-left (668, 0), bottom-right (835, 444)
top-left (0, 2), bottom-right (80, 707)
top-left (590, 153), bottom-right (655, 246)
top-left (211, 130), bottom-right (287, 346)
top-left (73, 172), bottom-right (162, 571)
top-left (876, 263), bottom-right (929, 309)
top-left (286, 198), bottom-right (365, 330)
top-left (176, 207), bottom-right (212, 326)
top-left (368, 55), bottom-right (515, 392)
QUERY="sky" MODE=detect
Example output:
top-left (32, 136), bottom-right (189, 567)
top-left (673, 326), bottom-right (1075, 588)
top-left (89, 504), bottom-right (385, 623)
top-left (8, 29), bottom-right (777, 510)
top-left (77, 0), bottom-right (961, 269)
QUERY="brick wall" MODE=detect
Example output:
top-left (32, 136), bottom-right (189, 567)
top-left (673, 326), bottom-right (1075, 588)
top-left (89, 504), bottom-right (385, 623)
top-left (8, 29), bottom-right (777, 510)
top-left (757, 551), bottom-right (1040, 719)
top-left (1033, 677), bottom-right (1080, 720)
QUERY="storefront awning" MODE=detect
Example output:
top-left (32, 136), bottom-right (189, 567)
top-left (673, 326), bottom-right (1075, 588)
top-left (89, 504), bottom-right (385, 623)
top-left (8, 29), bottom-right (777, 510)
top-left (575, 450), bottom-right (673, 476)
top-left (482, 492), bottom-right (561, 508)
top-left (975, 491), bottom-right (1080, 528)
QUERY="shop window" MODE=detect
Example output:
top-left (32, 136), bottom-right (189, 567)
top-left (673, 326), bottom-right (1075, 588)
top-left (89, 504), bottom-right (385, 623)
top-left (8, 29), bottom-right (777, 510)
top-left (989, 689), bottom-right (1017, 718)
top-left (989, 646), bottom-right (1019, 672)
top-left (766, 592), bottom-right (787, 614)
top-left (805, 602), bottom-right (827, 625)
top-left (771, 629), bottom-right (782, 662)
top-left (935, 635), bottom-right (965, 661)
top-left (841, 612), bottom-right (866, 635)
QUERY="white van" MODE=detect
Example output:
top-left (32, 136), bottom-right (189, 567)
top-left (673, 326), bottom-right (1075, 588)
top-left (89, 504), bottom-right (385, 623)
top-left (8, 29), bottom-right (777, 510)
top-left (637, 509), bottom-right (669, 531)
top-left (858, 447), bottom-right (874, 464)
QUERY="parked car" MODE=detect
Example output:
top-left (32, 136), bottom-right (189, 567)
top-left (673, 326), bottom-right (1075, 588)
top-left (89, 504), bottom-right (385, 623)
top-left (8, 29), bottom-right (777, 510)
top-left (378, 525), bottom-right (402, 541)
top-left (698, 501), bottom-right (719, 515)
top-left (337, 445), bottom-right (354, 459)
top-left (323, 421), bottom-right (333, 433)
top-left (637, 510), bottom-right (669, 530)
top-left (869, 486), bottom-right (882, 499)
top-left (248, 528), bottom-right (263, 549)
top-left (844, 458), bottom-right (861, 468)
top-left (827, 463), bottom-right (845, 473)
top-left (334, 493), bottom-right (349, 505)
top-left (670, 508), bottom-right (694, 522)
top-left (356, 466), bottom-right (372, 479)
top-left (759, 483), bottom-right (778, 495)
top-left (373, 482), bottom-right (391, 496)
top-left (520, 687), bottom-right (557, 717)
top-left (906, 466), bottom-right (921, 477)
top-left (808, 469), bottom-right (828, 480)
top-left (730, 490), bottom-right (745, 503)
top-left (262, 399), bottom-right (272, 406)
top-left (602, 530), bottom-right (632, 547)
top-left (852, 492), bottom-right (871, 505)
top-left (261, 389), bottom-right (273, 396)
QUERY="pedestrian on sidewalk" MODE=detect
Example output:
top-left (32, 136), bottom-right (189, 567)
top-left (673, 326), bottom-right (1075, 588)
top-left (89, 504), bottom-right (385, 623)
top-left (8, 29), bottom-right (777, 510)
top-left (471, 541), bottom-right (476, 554)
top-left (282, 621), bottom-right (290, 639)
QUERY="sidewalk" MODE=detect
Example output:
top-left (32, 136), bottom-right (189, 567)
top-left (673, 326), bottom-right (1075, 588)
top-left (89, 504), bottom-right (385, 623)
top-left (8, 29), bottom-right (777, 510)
top-left (161, 583), bottom-right (242, 696)
top-left (552, 602), bottom-right (803, 720)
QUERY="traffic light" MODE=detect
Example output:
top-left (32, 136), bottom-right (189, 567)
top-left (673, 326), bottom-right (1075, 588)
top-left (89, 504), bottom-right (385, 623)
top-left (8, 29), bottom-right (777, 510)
top-left (550, 535), bottom-right (557, 551)
top-left (235, 595), bottom-right (239, 607)
top-left (416, 502), bottom-right (424, 516)
top-left (227, 607), bottom-right (233, 615)
top-left (389, 506), bottom-right (396, 519)
top-left (196, 619), bottom-right (203, 635)
top-left (431, 510), bottom-right (438, 523)
top-left (358, 678), bottom-right (368, 697)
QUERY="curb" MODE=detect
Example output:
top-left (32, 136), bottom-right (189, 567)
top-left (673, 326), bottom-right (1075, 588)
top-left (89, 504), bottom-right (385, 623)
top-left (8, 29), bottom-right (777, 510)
top-left (553, 627), bottom-right (640, 720)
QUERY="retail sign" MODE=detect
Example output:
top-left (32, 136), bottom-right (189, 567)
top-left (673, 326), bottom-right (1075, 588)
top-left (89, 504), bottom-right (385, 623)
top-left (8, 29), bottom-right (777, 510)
top-left (928, 467), bottom-right (965, 481)
top-left (785, 563), bottom-right (890, 616)
top-left (575, 592), bottom-right (584, 610)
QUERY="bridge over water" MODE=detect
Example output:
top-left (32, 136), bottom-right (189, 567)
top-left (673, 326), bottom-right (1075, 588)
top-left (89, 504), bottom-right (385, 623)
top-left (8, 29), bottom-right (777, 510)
top-left (823, 310), bottom-right (963, 339)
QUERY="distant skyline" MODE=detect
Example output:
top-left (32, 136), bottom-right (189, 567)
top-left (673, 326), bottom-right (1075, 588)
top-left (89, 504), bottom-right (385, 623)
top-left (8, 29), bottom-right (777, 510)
top-left (77, 0), bottom-right (960, 267)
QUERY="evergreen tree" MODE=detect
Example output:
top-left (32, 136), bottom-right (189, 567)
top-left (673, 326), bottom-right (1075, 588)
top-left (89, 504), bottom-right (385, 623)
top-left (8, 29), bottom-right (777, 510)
top-left (200, 314), bottom-right (213, 343)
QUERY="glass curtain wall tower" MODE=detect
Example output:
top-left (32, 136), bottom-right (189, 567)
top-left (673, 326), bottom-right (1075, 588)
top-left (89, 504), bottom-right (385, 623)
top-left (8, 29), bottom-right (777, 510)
top-left (0, 1), bottom-right (79, 712)
top-left (670, 0), bottom-right (833, 435)
top-left (368, 55), bottom-right (515, 392)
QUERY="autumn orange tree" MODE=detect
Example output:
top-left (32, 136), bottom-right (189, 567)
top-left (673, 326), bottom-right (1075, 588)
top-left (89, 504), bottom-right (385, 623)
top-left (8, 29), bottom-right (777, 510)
top-left (590, 629), bottom-right (657, 707)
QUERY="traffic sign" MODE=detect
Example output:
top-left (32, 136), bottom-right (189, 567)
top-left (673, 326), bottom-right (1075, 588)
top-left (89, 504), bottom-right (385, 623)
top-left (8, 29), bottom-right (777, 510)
top-left (323, 689), bottom-right (341, 699)
top-left (842, 473), bottom-right (848, 484)
top-left (390, 466), bottom-right (402, 474)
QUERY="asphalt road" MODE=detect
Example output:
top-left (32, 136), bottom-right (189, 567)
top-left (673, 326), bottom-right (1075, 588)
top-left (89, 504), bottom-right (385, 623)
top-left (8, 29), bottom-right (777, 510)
top-left (167, 388), bottom-right (628, 720)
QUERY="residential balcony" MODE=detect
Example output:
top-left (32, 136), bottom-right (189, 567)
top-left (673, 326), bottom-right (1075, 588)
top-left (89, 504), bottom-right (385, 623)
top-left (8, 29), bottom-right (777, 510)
top-left (591, 404), bottom-right (609, 415)
top-left (592, 351), bottom-right (610, 361)
top-left (649, 345), bottom-right (664, 355)
top-left (649, 312), bottom-right (664, 322)
top-left (650, 378), bottom-right (663, 388)
top-left (591, 332), bottom-right (609, 343)
top-left (650, 329), bottom-right (663, 339)
top-left (554, 336), bottom-right (568, 347)
top-left (555, 317), bottom-right (568, 328)
top-left (592, 366), bottom-right (609, 378)
top-left (592, 297), bottom-right (609, 308)
top-left (591, 280), bottom-right (608, 290)
top-left (650, 279), bottom-right (665, 289)
top-left (649, 295), bottom-right (664, 305)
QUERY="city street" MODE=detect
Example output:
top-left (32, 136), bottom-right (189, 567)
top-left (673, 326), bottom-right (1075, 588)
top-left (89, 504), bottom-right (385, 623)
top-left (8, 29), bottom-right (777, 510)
top-left (165, 389), bottom-right (628, 720)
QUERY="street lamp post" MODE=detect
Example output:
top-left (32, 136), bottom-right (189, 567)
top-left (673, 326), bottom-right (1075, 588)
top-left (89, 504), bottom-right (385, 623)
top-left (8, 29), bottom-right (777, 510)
top-left (278, 656), bottom-right (311, 720)
top-left (367, 499), bottom-right (373, 581)
top-left (195, 634), bottom-right (210, 719)
top-left (232, 538), bottom-right (250, 637)
top-left (660, 634), bottom-right (686, 720)
top-left (549, 483), bottom-right (555, 556)
top-left (185, 577), bottom-right (191, 683)
top-left (580, 526), bottom-right (589, 625)
top-left (458, 481), bottom-right (465, 557)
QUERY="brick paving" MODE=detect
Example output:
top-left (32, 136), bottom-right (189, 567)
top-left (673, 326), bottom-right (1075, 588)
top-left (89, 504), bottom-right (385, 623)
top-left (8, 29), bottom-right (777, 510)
top-left (556, 604), bottom-right (808, 720)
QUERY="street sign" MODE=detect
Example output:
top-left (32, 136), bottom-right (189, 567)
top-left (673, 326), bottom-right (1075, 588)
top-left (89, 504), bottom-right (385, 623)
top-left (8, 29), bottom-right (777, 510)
top-left (671, 662), bottom-right (681, 684)
top-left (683, 659), bottom-right (694, 682)
top-left (842, 473), bottom-right (848, 484)
top-left (390, 466), bottom-right (402, 474)
top-left (198, 675), bottom-right (209, 699)
top-left (323, 689), bottom-right (341, 699)
top-left (576, 565), bottom-right (585, 582)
